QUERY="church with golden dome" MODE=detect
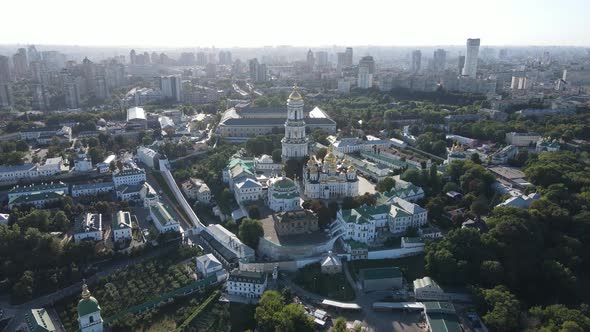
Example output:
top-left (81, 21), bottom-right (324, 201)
top-left (302, 146), bottom-right (359, 199)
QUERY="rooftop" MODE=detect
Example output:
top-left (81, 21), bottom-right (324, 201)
top-left (112, 210), bottom-right (132, 230)
top-left (229, 270), bottom-right (267, 284)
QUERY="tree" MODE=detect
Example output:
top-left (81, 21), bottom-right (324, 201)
top-left (475, 286), bottom-right (521, 331)
top-left (471, 152), bottom-right (482, 164)
top-left (12, 270), bottom-right (35, 301)
top-left (272, 149), bottom-right (282, 163)
top-left (470, 198), bottom-right (489, 217)
top-left (275, 303), bottom-right (315, 332)
top-left (376, 177), bottom-right (396, 193)
top-left (247, 205), bottom-right (261, 219)
top-left (315, 147), bottom-right (328, 161)
top-left (332, 317), bottom-right (348, 332)
top-left (255, 291), bottom-right (285, 332)
top-left (53, 211), bottom-right (70, 231)
top-left (238, 219), bottom-right (264, 249)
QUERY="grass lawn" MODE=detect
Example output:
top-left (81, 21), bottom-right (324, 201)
top-left (348, 254), bottom-right (426, 283)
top-left (293, 263), bottom-right (355, 301)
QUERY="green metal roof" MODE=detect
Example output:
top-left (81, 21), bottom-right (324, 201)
top-left (340, 204), bottom-right (390, 224)
top-left (78, 297), bottom-right (100, 317)
top-left (360, 267), bottom-right (402, 280)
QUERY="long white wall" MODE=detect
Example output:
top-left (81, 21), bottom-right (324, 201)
top-left (160, 165), bottom-right (205, 233)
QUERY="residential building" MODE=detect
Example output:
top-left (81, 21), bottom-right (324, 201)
top-left (433, 49), bottom-right (446, 72)
top-left (136, 146), bottom-right (159, 169)
top-left (126, 107), bottom-right (147, 130)
top-left (413, 277), bottom-right (448, 301)
top-left (112, 210), bottom-right (133, 242)
top-left (74, 213), bottom-right (103, 243)
top-left (199, 224), bottom-right (255, 267)
top-left (9, 191), bottom-right (65, 209)
top-left (112, 168), bottom-right (146, 187)
top-left (360, 267), bottom-right (403, 291)
top-left (24, 308), bottom-right (57, 332)
top-left (227, 270), bottom-right (268, 299)
top-left (71, 182), bottom-right (114, 197)
top-left (196, 253), bottom-right (223, 278)
top-left (375, 177), bottom-right (425, 204)
top-left (411, 50), bottom-right (421, 74)
top-left (8, 182), bottom-right (69, 201)
top-left (357, 61), bottom-right (373, 89)
top-left (181, 178), bottom-right (211, 203)
top-left (496, 192), bottom-right (541, 209)
top-left (272, 209), bottom-right (318, 236)
top-left (254, 154), bottom-right (282, 173)
top-left (155, 75), bottom-right (182, 102)
top-left (336, 204), bottom-right (390, 245)
top-left (320, 251), bottom-right (342, 274)
top-left (462, 38), bottom-right (480, 78)
top-left (388, 197), bottom-right (428, 234)
top-left (505, 132), bottom-right (541, 147)
top-left (148, 201), bottom-right (181, 233)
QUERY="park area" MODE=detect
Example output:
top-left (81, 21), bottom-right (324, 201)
top-left (348, 254), bottom-right (426, 283)
top-left (55, 246), bottom-right (208, 331)
top-left (293, 263), bottom-right (355, 301)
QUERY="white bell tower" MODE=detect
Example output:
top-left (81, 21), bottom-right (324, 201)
top-left (281, 84), bottom-right (309, 161)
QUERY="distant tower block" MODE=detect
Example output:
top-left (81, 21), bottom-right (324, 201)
top-left (462, 38), bottom-right (480, 78)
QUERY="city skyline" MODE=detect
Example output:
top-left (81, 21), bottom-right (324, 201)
top-left (1, 0), bottom-right (589, 47)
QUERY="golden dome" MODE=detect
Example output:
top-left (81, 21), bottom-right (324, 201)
top-left (310, 168), bottom-right (318, 173)
top-left (347, 165), bottom-right (355, 172)
top-left (288, 84), bottom-right (303, 101)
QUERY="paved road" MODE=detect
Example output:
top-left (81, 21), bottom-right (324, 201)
top-left (1, 244), bottom-right (176, 332)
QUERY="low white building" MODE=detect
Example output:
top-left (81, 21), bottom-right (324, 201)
top-left (112, 210), bottom-right (133, 242)
top-left (255, 154), bottom-right (282, 173)
top-left (496, 192), bottom-right (541, 209)
top-left (388, 197), bottom-right (428, 234)
top-left (74, 213), bottom-right (103, 243)
top-left (196, 253), bottom-right (223, 278)
top-left (148, 201), bottom-right (181, 233)
top-left (0, 213), bottom-right (9, 225)
top-left (136, 147), bottom-right (159, 169)
top-left (505, 132), bottom-right (541, 147)
top-left (71, 182), bottom-right (114, 197)
top-left (335, 204), bottom-right (390, 245)
top-left (8, 182), bottom-right (69, 201)
top-left (413, 277), bottom-right (447, 301)
top-left (97, 155), bottom-right (116, 173)
top-left (227, 270), bottom-right (268, 299)
top-left (112, 168), bottom-right (146, 187)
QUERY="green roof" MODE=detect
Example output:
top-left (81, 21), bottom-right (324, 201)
top-left (402, 237), bottom-right (422, 243)
top-left (229, 270), bottom-right (267, 284)
top-left (340, 204), bottom-right (390, 224)
top-left (78, 297), bottom-right (100, 317)
top-left (150, 202), bottom-right (176, 226)
top-left (272, 192), bottom-right (300, 199)
top-left (360, 267), bottom-right (402, 280)
top-left (25, 308), bottom-right (56, 332)
top-left (424, 302), bottom-right (461, 332)
top-left (9, 191), bottom-right (64, 205)
top-left (423, 301), bottom-right (456, 314)
top-left (272, 177), bottom-right (296, 189)
top-left (112, 211), bottom-right (132, 230)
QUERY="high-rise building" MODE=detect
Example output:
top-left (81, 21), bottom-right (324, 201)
top-left (0, 83), bottom-right (13, 107)
top-left (281, 85), bottom-right (308, 160)
top-left (344, 47), bottom-right (353, 67)
top-left (13, 48), bottom-right (28, 79)
top-left (196, 52), bottom-right (207, 66)
top-left (30, 61), bottom-right (47, 84)
top-left (129, 49), bottom-right (137, 65)
top-left (306, 49), bottom-right (315, 72)
top-left (433, 49), bottom-right (446, 72)
top-left (357, 56), bottom-right (374, 89)
top-left (206, 63), bottom-right (217, 78)
top-left (218, 51), bottom-right (232, 65)
top-left (411, 50), bottom-right (422, 74)
top-left (27, 45), bottom-right (41, 63)
top-left (179, 52), bottom-right (196, 66)
top-left (155, 75), bottom-right (182, 102)
top-left (0, 55), bottom-right (11, 83)
top-left (151, 52), bottom-right (159, 64)
top-left (65, 79), bottom-right (82, 109)
top-left (316, 51), bottom-right (329, 69)
top-left (462, 38), bottom-right (480, 78)
top-left (249, 58), bottom-right (268, 82)
top-left (458, 55), bottom-right (466, 74)
top-left (32, 84), bottom-right (50, 110)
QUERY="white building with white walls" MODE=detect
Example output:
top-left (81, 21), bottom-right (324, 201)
top-left (112, 210), bottom-right (133, 242)
top-left (227, 270), bottom-right (268, 299)
top-left (281, 86), bottom-right (309, 161)
top-left (74, 213), bottom-right (103, 243)
top-left (136, 146), bottom-right (159, 169)
top-left (462, 38), bottom-right (480, 78)
top-left (267, 176), bottom-right (301, 212)
top-left (148, 201), bottom-right (181, 233)
top-left (112, 169), bottom-right (146, 187)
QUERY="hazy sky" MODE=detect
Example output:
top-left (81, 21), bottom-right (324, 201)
top-left (1, 0), bottom-right (589, 47)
